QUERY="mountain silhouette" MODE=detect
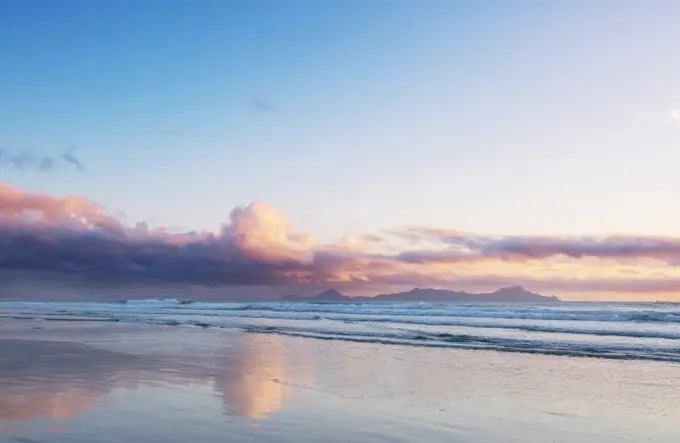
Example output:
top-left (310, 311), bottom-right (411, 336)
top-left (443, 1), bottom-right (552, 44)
top-left (280, 286), bottom-right (559, 303)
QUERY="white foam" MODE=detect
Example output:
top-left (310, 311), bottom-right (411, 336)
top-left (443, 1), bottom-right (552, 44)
top-left (3, 300), bottom-right (680, 363)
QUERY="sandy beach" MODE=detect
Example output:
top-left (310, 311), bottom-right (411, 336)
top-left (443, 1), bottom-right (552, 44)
top-left (1, 319), bottom-right (679, 443)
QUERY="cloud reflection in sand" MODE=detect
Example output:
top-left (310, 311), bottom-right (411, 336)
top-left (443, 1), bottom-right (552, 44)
top-left (0, 334), bottom-right (311, 427)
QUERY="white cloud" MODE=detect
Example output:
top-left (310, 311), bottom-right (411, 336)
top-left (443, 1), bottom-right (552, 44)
top-left (635, 109), bottom-right (680, 127)
top-left (671, 109), bottom-right (680, 124)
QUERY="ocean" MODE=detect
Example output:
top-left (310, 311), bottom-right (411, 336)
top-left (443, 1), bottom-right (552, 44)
top-left (2, 299), bottom-right (680, 363)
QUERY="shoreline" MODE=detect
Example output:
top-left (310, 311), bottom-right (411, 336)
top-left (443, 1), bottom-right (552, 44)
top-left (3, 299), bottom-right (680, 364)
top-left (1, 320), bottom-right (680, 442)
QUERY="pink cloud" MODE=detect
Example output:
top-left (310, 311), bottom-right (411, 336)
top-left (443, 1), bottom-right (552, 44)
top-left (5, 182), bottom-right (680, 297)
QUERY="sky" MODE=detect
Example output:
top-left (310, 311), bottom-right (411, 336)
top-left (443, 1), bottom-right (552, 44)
top-left (3, 1), bottom-right (680, 300)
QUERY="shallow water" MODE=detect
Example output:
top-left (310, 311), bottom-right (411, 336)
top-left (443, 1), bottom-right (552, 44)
top-left (0, 321), bottom-right (679, 442)
top-left (3, 300), bottom-right (680, 362)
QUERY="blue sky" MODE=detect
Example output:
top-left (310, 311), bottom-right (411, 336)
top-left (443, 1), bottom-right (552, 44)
top-left (3, 0), bottom-right (680, 243)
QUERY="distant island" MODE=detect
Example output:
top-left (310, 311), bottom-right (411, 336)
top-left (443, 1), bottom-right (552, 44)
top-left (280, 286), bottom-right (560, 303)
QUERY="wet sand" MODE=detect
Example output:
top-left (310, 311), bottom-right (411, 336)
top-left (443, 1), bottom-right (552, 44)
top-left (1, 320), bottom-right (679, 442)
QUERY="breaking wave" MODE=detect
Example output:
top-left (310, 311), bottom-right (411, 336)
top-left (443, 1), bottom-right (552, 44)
top-left (3, 299), bottom-right (680, 363)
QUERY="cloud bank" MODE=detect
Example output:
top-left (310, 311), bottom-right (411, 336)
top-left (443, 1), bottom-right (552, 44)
top-left (393, 228), bottom-right (680, 263)
top-left (3, 182), bottom-right (680, 298)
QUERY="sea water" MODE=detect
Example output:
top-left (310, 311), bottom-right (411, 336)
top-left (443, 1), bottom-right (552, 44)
top-left (2, 300), bottom-right (680, 363)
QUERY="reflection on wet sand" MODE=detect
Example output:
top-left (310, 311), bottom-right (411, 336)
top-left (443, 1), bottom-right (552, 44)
top-left (1, 388), bottom-right (98, 423)
top-left (0, 333), bottom-right (313, 427)
top-left (3, 324), bottom-right (680, 443)
top-left (215, 336), bottom-right (293, 419)
top-left (220, 374), bottom-right (288, 419)
top-left (0, 340), bottom-right (141, 423)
